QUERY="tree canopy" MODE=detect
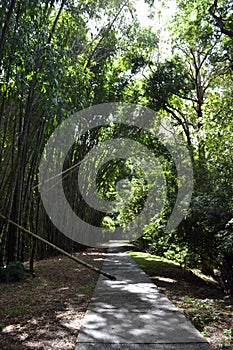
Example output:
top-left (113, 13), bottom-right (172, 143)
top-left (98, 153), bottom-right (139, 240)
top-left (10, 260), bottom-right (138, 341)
top-left (0, 0), bottom-right (232, 293)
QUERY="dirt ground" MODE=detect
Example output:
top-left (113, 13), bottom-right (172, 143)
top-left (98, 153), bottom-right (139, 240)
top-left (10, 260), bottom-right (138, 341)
top-left (0, 249), bottom-right (105, 350)
top-left (129, 250), bottom-right (233, 350)
top-left (0, 248), bottom-right (232, 350)
top-left (151, 268), bottom-right (233, 349)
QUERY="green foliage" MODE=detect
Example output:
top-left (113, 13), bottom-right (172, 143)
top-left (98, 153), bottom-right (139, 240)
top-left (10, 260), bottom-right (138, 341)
top-left (137, 217), bottom-right (192, 267)
top-left (144, 57), bottom-right (194, 110)
top-left (137, 0), bottom-right (233, 295)
top-left (0, 0), bottom-right (154, 264)
top-left (79, 281), bottom-right (96, 292)
top-left (128, 250), bottom-right (179, 275)
top-left (101, 216), bottom-right (115, 231)
top-left (181, 297), bottom-right (222, 331)
top-left (218, 219), bottom-right (233, 255)
top-left (0, 262), bottom-right (25, 283)
top-left (1, 0), bottom-right (233, 296)
top-left (216, 219), bottom-right (233, 293)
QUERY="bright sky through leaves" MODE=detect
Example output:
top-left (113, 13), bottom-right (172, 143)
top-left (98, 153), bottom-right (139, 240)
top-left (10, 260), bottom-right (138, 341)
top-left (135, 0), bottom-right (176, 29)
top-left (135, 0), bottom-right (176, 56)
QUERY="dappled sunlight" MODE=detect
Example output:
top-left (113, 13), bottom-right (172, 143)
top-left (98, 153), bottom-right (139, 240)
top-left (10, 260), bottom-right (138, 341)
top-left (0, 253), bottom-right (103, 350)
top-left (154, 276), bottom-right (177, 284)
top-left (76, 250), bottom-right (208, 347)
top-left (24, 338), bottom-right (74, 349)
top-left (81, 252), bottom-right (104, 256)
top-left (56, 305), bottom-right (85, 331)
top-left (129, 250), bottom-right (225, 300)
top-left (56, 286), bottom-right (70, 292)
top-left (3, 323), bottom-right (30, 343)
top-left (127, 249), bottom-right (232, 350)
top-left (1, 310), bottom-right (82, 350)
top-left (2, 324), bottom-right (18, 333)
top-left (129, 250), bottom-right (180, 267)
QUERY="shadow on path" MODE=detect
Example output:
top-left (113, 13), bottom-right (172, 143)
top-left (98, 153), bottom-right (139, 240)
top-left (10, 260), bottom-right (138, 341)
top-left (75, 245), bottom-right (213, 350)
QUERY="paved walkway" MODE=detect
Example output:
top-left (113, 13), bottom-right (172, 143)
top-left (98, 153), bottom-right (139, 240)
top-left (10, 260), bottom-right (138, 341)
top-left (75, 246), bottom-right (212, 350)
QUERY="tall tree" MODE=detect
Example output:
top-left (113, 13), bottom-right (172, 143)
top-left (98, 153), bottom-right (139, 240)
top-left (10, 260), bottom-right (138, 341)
top-left (140, 0), bottom-right (233, 284)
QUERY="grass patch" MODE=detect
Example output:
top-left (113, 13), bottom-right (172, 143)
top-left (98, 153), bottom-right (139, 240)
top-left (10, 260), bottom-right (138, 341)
top-left (1, 305), bottom-right (40, 317)
top-left (129, 249), bottom-right (233, 350)
top-left (129, 250), bottom-right (179, 274)
top-left (79, 281), bottom-right (96, 293)
top-left (182, 297), bottom-right (222, 330)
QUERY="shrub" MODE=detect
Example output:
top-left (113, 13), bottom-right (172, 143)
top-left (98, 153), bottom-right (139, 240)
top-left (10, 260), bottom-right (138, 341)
top-left (217, 219), bottom-right (233, 294)
top-left (0, 262), bottom-right (25, 283)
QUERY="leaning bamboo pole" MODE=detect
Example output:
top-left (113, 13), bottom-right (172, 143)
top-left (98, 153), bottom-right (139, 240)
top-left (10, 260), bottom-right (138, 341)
top-left (0, 214), bottom-right (116, 280)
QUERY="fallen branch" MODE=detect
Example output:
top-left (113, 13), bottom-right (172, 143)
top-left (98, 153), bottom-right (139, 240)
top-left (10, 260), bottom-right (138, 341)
top-left (0, 214), bottom-right (116, 281)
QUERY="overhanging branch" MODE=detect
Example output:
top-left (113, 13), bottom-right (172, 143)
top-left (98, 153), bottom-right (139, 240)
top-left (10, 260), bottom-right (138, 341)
top-left (209, 0), bottom-right (233, 38)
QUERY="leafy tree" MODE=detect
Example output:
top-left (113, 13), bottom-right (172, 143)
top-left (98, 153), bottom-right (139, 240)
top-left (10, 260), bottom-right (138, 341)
top-left (0, 0), bottom-right (159, 265)
top-left (139, 0), bottom-right (233, 289)
top-left (209, 0), bottom-right (233, 37)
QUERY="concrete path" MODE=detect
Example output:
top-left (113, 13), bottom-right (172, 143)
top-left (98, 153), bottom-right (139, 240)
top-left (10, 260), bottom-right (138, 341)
top-left (75, 246), bottom-right (212, 350)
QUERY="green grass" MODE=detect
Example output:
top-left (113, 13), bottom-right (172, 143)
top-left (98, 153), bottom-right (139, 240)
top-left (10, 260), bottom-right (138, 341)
top-left (1, 305), bottom-right (40, 317)
top-left (129, 250), bottom-right (233, 349)
top-left (128, 250), bottom-right (179, 274)
top-left (79, 281), bottom-right (96, 293)
top-left (78, 281), bottom-right (97, 304)
top-left (79, 295), bottom-right (90, 303)
top-left (184, 298), bottom-right (222, 328)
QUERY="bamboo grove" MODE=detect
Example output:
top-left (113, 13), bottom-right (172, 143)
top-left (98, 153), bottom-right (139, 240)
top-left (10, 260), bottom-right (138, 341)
top-left (0, 0), bottom-right (233, 293)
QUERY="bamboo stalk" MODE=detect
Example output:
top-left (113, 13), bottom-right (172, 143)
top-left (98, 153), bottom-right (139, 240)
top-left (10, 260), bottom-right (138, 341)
top-left (0, 214), bottom-right (116, 280)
